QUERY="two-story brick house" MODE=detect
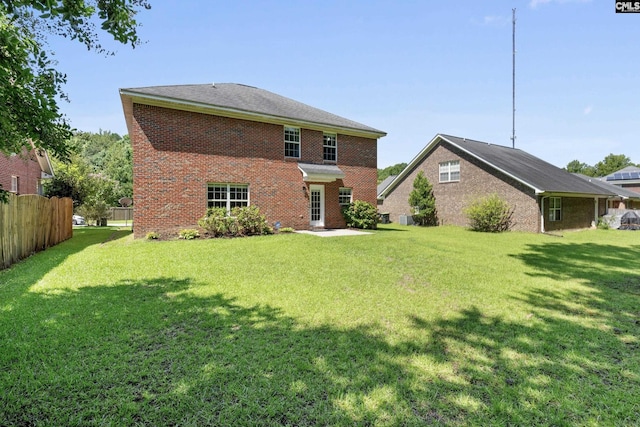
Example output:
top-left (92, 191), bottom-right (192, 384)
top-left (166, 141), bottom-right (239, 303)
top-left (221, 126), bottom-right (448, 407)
top-left (0, 145), bottom-right (54, 196)
top-left (120, 83), bottom-right (386, 238)
top-left (378, 134), bottom-right (614, 233)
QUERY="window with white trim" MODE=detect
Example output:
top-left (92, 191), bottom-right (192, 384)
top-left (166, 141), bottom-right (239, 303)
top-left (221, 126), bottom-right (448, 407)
top-left (284, 126), bottom-right (300, 158)
top-left (339, 187), bottom-right (352, 206)
top-left (549, 197), bottom-right (561, 221)
top-left (207, 183), bottom-right (249, 213)
top-left (439, 160), bottom-right (460, 182)
top-left (10, 176), bottom-right (18, 193)
top-left (323, 133), bottom-right (337, 162)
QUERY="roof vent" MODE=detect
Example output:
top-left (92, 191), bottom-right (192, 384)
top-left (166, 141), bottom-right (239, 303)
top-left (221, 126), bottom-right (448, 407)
top-left (212, 82), bottom-right (216, 88)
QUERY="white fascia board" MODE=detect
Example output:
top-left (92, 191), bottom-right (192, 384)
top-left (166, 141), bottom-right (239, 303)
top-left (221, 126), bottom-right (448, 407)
top-left (378, 134), bottom-right (442, 198)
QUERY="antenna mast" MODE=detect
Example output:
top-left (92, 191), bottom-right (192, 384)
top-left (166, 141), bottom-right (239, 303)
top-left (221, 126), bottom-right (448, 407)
top-left (511, 8), bottom-right (516, 148)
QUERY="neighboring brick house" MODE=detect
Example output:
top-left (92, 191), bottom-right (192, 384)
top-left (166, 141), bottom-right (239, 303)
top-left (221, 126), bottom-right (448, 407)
top-left (601, 166), bottom-right (640, 199)
top-left (377, 134), bottom-right (614, 233)
top-left (120, 83), bottom-right (386, 238)
top-left (0, 145), bottom-right (54, 196)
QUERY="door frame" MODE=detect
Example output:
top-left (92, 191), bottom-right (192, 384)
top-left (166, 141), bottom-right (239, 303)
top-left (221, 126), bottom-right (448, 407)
top-left (309, 184), bottom-right (325, 227)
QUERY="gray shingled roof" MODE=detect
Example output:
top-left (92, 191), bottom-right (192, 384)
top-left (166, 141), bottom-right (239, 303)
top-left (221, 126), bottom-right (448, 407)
top-left (439, 135), bottom-right (613, 196)
top-left (120, 83), bottom-right (386, 136)
top-left (377, 175), bottom-right (396, 196)
top-left (379, 134), bottom-right (615, 198)
top-left (574, 173), bottom-right (640, 199)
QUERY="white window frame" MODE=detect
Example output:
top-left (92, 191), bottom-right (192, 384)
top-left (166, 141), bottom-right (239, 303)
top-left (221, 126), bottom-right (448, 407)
top-left (10, 176), bottom-right (18, 193)
top-left (284, 126), bottom-right (300, 158)
top-left (207, 183), bottom-right (249, 214)
top-left (323, 133), bottom-right (337, 162)
top-left (339, 187), bottom-right (352, 206)
top-left (549, 197), bottom-right (561, 222)
top-left (439, 160), bottom-right (460, 183)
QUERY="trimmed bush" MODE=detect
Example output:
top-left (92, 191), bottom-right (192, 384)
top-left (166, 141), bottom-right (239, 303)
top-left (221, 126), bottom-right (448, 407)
top-left (342, 200), bottom-right (378, 230)
top-left (198, 206), bottom-right (272, 238)
top-left (145, 231), bottom-right (159, 240)
top-left (179, 229), bottom-right (200, 240)
top-left (464, 194), bottom-right (514, 232)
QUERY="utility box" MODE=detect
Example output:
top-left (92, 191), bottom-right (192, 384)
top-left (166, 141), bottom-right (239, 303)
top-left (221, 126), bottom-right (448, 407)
top-left (399, 215), bottom-right (414, 226)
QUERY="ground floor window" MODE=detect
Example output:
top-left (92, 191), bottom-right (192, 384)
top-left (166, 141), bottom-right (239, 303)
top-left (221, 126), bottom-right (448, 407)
top-left (549, 197), bottom-right (561, 221)
top-left (10, 176), bottom-right (18, 193)
top-left (339, 187), bottom-right (352, 206)
top-left (207, 183), bottom-right (249, 213)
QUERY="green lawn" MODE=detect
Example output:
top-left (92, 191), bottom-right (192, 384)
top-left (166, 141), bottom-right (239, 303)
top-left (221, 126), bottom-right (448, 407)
top-left (1, 225), bottom-right (639, 426)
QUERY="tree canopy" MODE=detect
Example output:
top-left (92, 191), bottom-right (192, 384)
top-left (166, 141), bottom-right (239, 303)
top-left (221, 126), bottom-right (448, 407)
top-left (565, 153), bottom-right (637, 177)
top-left (0, 0), bottom-right (150, 161)
top-left (378, 162), bottom-right (407, 184)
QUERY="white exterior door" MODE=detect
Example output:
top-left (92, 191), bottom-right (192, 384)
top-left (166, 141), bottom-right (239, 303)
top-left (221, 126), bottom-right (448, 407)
top-left (309, 184), bottom-right (325, 227)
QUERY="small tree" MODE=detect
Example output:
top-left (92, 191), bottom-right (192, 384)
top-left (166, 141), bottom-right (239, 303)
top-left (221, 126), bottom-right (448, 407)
top-left (408, 171), bottom-right (437, 226)
top-left (464, 194), bottom-right (514, 232)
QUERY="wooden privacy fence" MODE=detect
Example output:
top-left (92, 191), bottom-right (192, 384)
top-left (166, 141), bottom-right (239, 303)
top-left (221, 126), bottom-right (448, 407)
top-left (0, 193), bottom-right (73, 270)
top-left (108, 207), bottom-right (133, 221)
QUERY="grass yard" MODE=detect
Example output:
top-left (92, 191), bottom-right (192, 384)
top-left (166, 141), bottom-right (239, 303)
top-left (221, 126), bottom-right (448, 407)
top-left (1, 225), bottom-right (639, 426)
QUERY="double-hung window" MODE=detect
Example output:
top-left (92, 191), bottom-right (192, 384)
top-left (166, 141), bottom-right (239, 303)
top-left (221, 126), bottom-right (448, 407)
top-left (549, 197), bottom-right (561, 221)
top-left (439, 160), bottom-right (460, 182)
top-left (323, 133), bottom-right (337, 162)
top-left (339, 188), bottom-right (352, 206)
top-left (284, 126), bottom-right (300, 158)
top-left (10, 176), bottom-right (18, 193)
top-left (207, 183), bottom-right (249, 213)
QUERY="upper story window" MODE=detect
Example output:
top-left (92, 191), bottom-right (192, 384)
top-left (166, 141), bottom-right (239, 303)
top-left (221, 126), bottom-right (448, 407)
top-left (10, 176), bottom-right (18, 193)
top-left (549, 197), bottom-right (561, 221)
top-left (323, 133), bottom-right (337, 162)
top-left (439, 160), bottom-right (460, 183)
top-left (284, 126), bottom-right (300, 158)
top-left (208, 183), bottom-right (249, 214)
top-left (339, 187), bottom-right (352, 206)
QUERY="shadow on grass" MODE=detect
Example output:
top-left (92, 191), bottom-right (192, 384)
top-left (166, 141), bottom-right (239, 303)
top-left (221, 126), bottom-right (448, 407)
top-left (2, 275), bottom-right (639, 425)
top-left (0, 228), bottom-right (131, 292)
top-left (510, 241), bottom-right (640, 293)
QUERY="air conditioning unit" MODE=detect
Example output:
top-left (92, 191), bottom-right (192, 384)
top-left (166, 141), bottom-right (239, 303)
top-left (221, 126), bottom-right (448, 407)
top-left (399, 215), bottom-right (414, 226)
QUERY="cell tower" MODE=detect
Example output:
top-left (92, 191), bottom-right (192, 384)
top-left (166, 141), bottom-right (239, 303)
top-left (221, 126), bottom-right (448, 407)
top-left (511, 8), bottom-right (516, 149)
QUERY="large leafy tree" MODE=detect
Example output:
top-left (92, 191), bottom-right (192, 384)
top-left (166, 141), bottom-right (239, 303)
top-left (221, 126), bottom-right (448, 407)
top-left (0, 0), bottom-right (149, 201)
top-left (594, 153), bottom-right (635, 177)
top-left (565, 159), bottom-right (597, 177)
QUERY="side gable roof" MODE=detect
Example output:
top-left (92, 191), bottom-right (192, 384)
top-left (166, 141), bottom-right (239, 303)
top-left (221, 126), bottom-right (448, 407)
top-left (379, 134), bottom-right (614, 198)
top-left (120, 83), bottom-right (386, 139)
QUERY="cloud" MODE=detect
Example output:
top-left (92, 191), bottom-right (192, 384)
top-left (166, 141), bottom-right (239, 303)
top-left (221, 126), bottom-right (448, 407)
top-left (471, 15), bottom-right (510, 27)
top-left (529, 0), bottom-right (591, 9)
top-left (583, 105), bottom-right (593, 115)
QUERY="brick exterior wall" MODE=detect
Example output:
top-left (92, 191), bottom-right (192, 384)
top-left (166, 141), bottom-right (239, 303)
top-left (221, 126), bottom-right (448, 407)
top-left (379, 140), bottom-right (606, 233)
top-left (128, 104), bottom-right (378, 238)
top-left (0, 149), bottom-right (43, 195)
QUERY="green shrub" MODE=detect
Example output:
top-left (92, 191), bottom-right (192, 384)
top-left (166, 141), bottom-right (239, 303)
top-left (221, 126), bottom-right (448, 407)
top-left (198, 206), bottom-right (272, 238)
top-left (597, 216), bottom-right (613, 230)
top-left (145, 231), bottom-right (159, 240)
top-left (232, 205), bottom-right (273, 236)
top-left (464, 194), bottom-right (514, 232)
top-left (341, 200), bottom-right (378, 230)
top-left (179, 229), bottom-right (200, 240)
top-left (279, 227), bottom-right (295, 233)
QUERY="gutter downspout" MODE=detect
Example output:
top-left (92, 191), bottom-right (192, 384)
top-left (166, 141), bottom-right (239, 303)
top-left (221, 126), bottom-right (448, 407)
top-left (593, 197), bottom-right (598, 228)
top-left (540, 196), bottom-right (546, 233)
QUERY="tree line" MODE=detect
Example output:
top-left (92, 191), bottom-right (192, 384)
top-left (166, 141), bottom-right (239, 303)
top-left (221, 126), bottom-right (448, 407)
top-left (44, 131), bottom-right (133, 222)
